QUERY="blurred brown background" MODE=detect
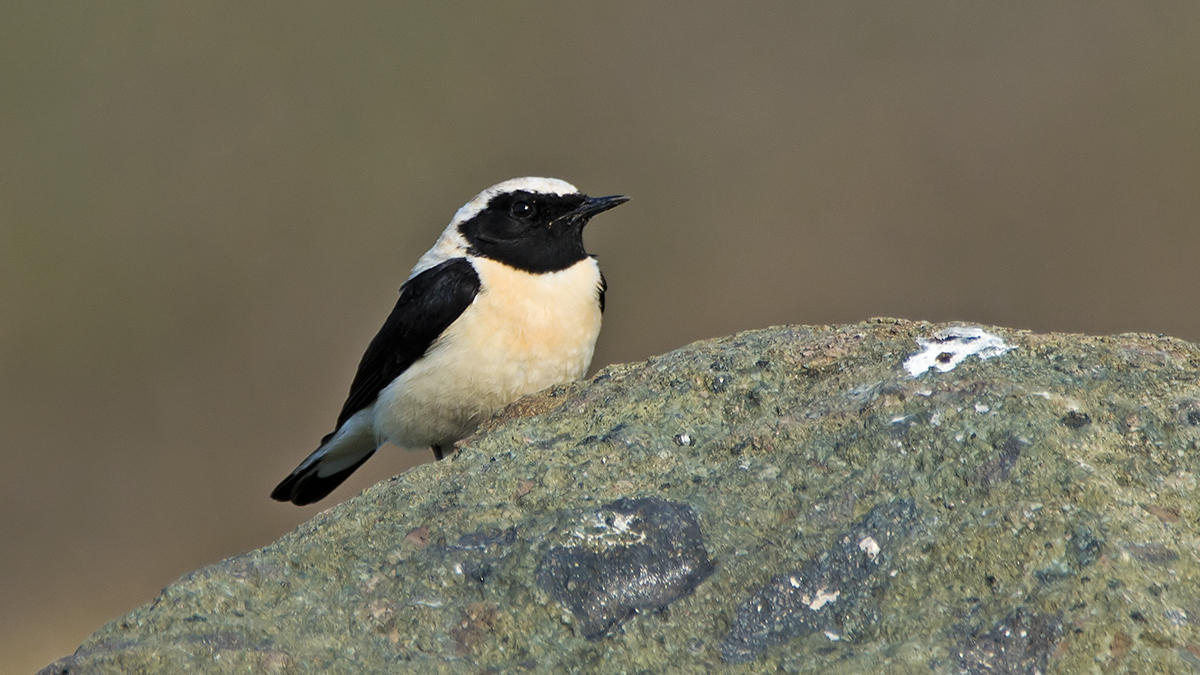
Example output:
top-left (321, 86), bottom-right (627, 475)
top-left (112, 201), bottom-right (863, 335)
top-left (2, 2), bottom-right (1199, 671)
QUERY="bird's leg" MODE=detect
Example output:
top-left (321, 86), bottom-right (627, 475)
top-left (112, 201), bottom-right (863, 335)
top-left (432, 444), bottom-right (445, 461)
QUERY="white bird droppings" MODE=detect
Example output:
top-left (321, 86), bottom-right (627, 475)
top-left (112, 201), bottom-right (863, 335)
top-left (804, 588), bottom-right (840, 611)
top-left (859, 536), bottom-right (881, 561)
top-left (903, 326), bottom-right (1014, 377)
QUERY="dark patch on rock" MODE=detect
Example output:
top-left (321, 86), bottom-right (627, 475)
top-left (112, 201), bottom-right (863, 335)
top-left (1061, 410), bottom-right (1092, 429)
top-left (1143, 503), bottom-right (1180, 524)
top-left (720, 499), bottom-right (917, 663)
top-left (1175, 399), bottom-right (1200, 427)
top-left (955, 609), bottom-right (1062, 675)
top-left (529, 433), bottom-right (573, 450)
top-left (1127, 542), bottom-right (1179, 564)
top-left (460, 561), bottom-right (493, 584)
top-left (979, 435), bottom-right (1029, 486)
top-left (536, 497), bottom-right (714, 640)
top-left (1033, 565), bottom-right (1071, 586)
top-left (1072, 527), bottom-right (1104, 568)
top-left (454, 527), bottom-right (517, 550)
top-left (598, 423), bottom-right (629, 444)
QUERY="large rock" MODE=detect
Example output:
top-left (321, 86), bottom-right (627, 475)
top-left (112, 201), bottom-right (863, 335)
top-left (43, 320), bottom-right (1200, 674)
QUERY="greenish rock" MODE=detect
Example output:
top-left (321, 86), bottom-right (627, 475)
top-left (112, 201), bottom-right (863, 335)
top-left (41, 320), bottom-right (1200, 674)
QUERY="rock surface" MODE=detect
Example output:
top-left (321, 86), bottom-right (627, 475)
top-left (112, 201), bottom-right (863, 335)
top-left (42, 319), bottom-right (1200, 674)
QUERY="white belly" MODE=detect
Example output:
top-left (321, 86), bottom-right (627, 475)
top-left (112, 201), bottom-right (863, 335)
top-left (374, 256), bottom-right (603, 449)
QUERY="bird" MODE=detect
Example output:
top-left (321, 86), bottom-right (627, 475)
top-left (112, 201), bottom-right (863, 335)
top-left (271, 177), bottom-right (629, 505)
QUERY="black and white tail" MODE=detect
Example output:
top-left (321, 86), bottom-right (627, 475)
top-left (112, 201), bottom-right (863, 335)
top-left (271, 410), bottom-right (378, 505)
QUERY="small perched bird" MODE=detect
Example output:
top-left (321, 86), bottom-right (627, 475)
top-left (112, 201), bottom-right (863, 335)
top-left (271, 177), bottom-right (628, 505)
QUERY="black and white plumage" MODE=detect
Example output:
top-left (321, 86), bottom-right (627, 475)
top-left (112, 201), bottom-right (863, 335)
top-left (271, 177), bottom-right (628, 505)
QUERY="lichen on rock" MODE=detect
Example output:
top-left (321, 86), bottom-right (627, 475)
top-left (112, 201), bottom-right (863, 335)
top-left (42, 320), bottom-right (1200, 674)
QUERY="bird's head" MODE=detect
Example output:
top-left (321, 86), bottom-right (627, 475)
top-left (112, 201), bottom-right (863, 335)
top-left (452, 177), bottom-right (629, 273)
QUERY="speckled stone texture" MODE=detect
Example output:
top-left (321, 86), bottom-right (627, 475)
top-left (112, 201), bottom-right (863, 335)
top-left (41, 320), bottom-right (1200, 674)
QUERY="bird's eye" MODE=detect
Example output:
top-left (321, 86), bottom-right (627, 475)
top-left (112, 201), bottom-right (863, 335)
top-left (510, 201), bottom-right (534, 219)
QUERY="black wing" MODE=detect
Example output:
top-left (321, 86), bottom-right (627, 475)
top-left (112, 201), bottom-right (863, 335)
top-left (598, 269), bottom-right (607, 313)
top-left (333, 257), bottom-right (481, 429)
